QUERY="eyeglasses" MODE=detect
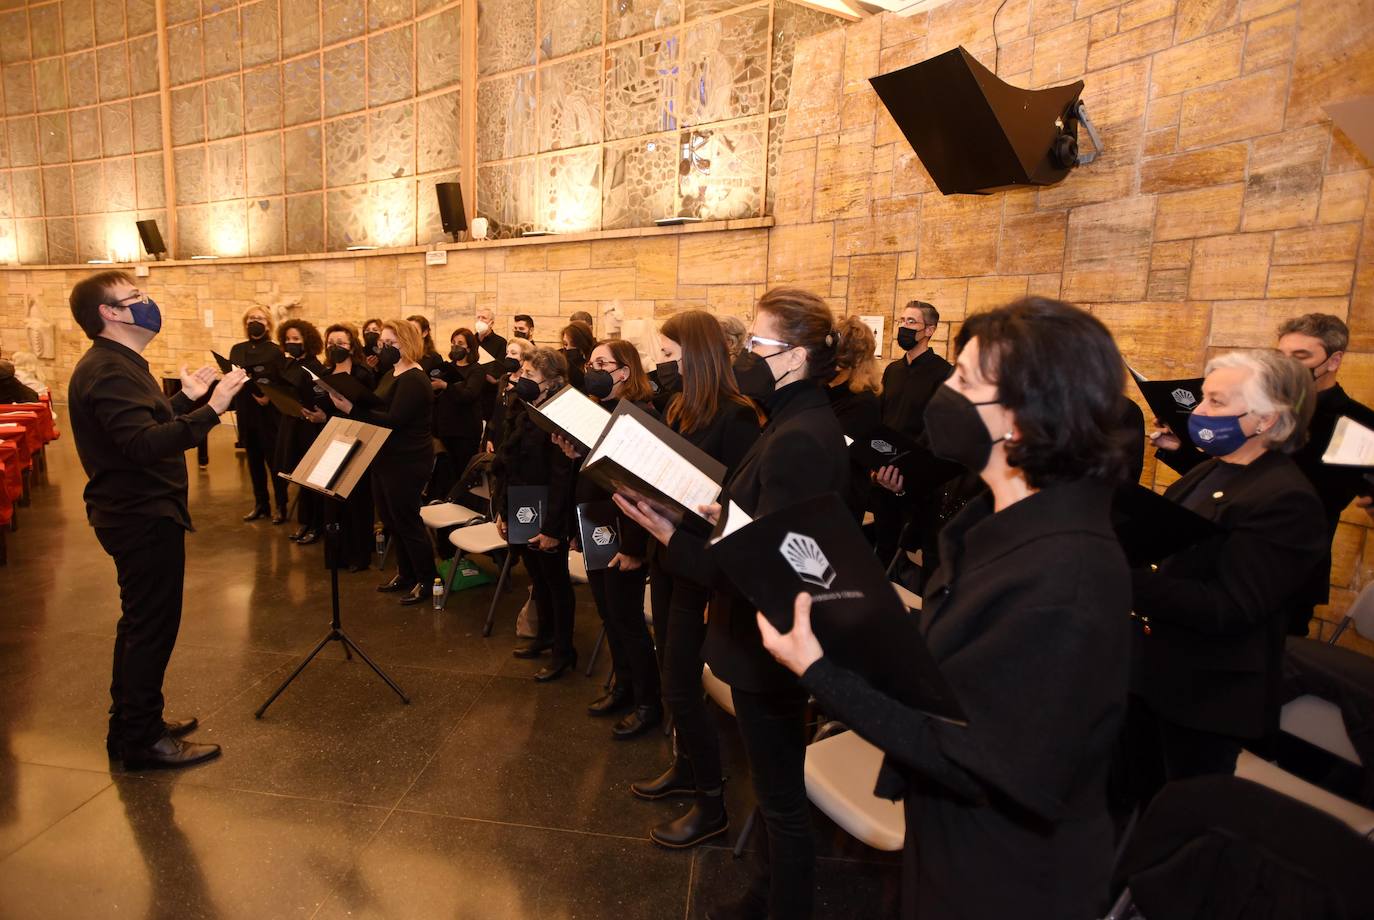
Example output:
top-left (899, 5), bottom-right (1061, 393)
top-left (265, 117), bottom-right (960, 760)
top-left (110, 291), bottom-right (149, 307)
top-left (746, 334), bottom-right (793, 354)
top-left (589, 359), bottom-right (622, 371)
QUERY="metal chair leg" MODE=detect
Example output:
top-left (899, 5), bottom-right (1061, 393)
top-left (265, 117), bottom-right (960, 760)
top-left (732, 809), bottom-right (757, 859)
top-left (585, 625), bottom-right (606, 677)
top-left (482, 550), bottom-right (513, 638)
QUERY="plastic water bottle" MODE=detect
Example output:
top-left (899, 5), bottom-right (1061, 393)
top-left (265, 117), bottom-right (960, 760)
top-left (375, 531), bottom-right (385, 559)
top-left (432, 577), bottom-right (444, 610)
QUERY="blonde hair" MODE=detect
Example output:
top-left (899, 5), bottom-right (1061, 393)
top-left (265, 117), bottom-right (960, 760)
top-left (506, 337), bottom-right (536, 362)
top-left (383, 318), bottom-right (425, 364)
top-left (834, 316), bottom-right (882, 394)
top-left (242, 305), bottom-right (271, 327)
top-left (1204, 349), bottom-right (1315, 454)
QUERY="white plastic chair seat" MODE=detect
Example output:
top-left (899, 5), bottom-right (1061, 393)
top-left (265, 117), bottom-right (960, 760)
top-left (421, 502), bottom-right (483, 530)
top-left (1235, 750), bottom-right (1374, 837)
top-left (449, 521), bottom-right (506, 556)
top-left (1281, 695), bottom-right (1362, 765)
top-left (892, 581), bottom-right (922, 612)
top-left (702, 663), bottom-right (735, 717)
top-left (804, 731), bottom-right (905, 851)
top-left (570, 550), bottom-right (589, 585)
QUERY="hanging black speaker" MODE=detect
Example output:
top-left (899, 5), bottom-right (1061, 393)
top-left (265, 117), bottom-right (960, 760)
top-left (869, 46), bottom-right (1100, 196)
top-left (435, 182), bottom-right (467, 240)
top-left (135, 219), bottom-right (167, 260)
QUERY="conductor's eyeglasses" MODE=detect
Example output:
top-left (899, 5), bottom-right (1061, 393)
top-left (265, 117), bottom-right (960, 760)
top-left (111, 291), bottom-right (149, 306)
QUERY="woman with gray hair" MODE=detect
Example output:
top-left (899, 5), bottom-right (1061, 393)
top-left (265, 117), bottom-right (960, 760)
top-left (717, 314), bottom-right (748, 359)
top-left (1128, 348), bottom-right (1327, 804)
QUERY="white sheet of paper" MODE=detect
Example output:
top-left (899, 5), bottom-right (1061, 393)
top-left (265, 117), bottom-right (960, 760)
top-left (541, 386), bottom-right (611, 448)
top-left (587, 414), bottom-right (721, 516)
top-left (709, 501), bottom-right (753, 546)
top-left (1322, 416), bottom-right (1374, 467)
top-left (306, 438), bottom-right (354, 489)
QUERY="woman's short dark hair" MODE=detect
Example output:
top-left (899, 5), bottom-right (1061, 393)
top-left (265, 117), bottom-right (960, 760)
top-left (956, 297), bottom-right (1130, 487)
top-left (561, 321), bottom-right (595, 361)
top-left (277, 318), bottom-right (323, 357)
top-left (69, 270), bottom-right (136, 339)
top-left (450, 327), bottom-right (479, 361)
top-left (324, 322), bottom-right (364, 363)
top-left (601, 339), bottom-right (654, 403)
top-left (755, 287), bottom-right (838, 381)
top-left (524, 346), bottom-right (568, 390)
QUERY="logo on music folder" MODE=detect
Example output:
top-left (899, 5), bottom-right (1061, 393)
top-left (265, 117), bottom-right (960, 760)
top-left (780, 532), bottom-right (837, 590)
top-left (870, 438), bottom-right (895, 455)
top-left (516, 506), bottom-right (537, 524)
top-left (1171, 388), bottom-right (1196, 408)
top-left (591, 525), bottom-right (615, 546)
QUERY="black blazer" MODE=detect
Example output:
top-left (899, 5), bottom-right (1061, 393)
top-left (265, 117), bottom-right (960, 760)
top-left (667, 380), bottom-right (850, 693)
top-left (1131, 451), bottom-right (1326, 739)
top-left (491, 398), bottom-right (575, 541)
top-left (433, 362), bottom-right (486, 440)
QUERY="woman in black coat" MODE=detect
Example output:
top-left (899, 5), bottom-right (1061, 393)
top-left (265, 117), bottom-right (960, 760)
top-left (432, 326), bottom-right (487, 483)
top-left (627, 309), bottom-right (761, 851)
top-left (230, 306), bottom-right (288, 523)
top-left (620, 289), bottom-right (848, 919)
top-left (826, 316), bottom-right (882, 521)
top-left (274, 318), bottom-right (330, 545)
top-left (1130, 349), bottom-right (1326, 800)
top-left (491, 347), bottom-right (578, 681)
top-left (755, 297), bottom-right (1137, 920)
top-left (326, 319), bottom-right (437, 606)
top-left (321, 322), bottom-right (377, 572)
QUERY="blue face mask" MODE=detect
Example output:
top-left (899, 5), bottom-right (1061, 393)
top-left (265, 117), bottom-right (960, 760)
top-left (1187, 410), bottom-right (1253, 456)
top-left (114, 297), bottom-right (162, 334)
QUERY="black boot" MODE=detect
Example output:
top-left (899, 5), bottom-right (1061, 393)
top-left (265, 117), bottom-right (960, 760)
top-left (649, 789), bottom-right (727, 849)
top-left (631, 755), bottom-right (695, 801)
top-left (612, 704), bottom-right (662, 740)
top-left (588, 684), bottom-right (632, 717)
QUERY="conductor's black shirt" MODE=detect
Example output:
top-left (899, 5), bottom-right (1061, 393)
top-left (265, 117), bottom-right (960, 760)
top-left (68, 338), bottom-right (221, 530)
top-left (880, 348), bottom-right (951, 437)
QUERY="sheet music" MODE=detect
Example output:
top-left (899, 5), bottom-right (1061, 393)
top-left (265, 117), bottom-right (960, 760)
top-left (541, 387), bottom-right (611, 447)
top-left (587, 415), bottom-right (721, 515)
top-left (710, 501), bottom-right (753, 546)
top-left (306, 438), bottom-right (355, 489)
top-left (1323, 416), bottom-right (1374, 467)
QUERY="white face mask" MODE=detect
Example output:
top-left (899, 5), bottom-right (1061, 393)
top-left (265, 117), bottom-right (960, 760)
top-left (475, 320), bottom-right (490, 334)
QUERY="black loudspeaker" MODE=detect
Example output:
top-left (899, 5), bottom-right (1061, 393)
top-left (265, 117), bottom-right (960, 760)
top-left (435, 182), bottom-right (467, 240)
top-left (135, 219), bottom-right (167, 260)
top-left (869, 46), bottom-right (1096, 195)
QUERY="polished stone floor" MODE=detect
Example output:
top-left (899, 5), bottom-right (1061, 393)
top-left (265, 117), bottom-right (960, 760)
top-left (0, 424), bottom-right (899, 919)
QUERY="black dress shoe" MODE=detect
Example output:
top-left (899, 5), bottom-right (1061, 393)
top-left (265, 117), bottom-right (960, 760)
top-left (612, 705), bottom-right (662, 740)
top-left (534, 656), bottom-right (576, 682)
top-left (631, 756), bottom-right (696, 801)
top-left (289, 526), bottom-right (309, 542)
top-left (270, 510), bottom-right (287, 525)
top-left (296, 529), bottom-right (321, 545)
top-left (398, 583), bottom-right (427, 606)
top-left (243, 506), bottom-right (269, 522)
top-left (120, 735), bottom-right (222, 771)
top-left (377, 575), bottom-right (412, 593)
top-left (587, 687), bottom-right (633, 717)
top-left (650, 792), bottom-right (728, 849)
top-left (512, 641), bottom-right (553, 659)
top-left (106, 717), bottom-right (200, 758)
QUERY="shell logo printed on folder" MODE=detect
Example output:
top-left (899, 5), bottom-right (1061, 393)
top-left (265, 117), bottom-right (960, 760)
top-left (780, 532), bottom-right (837, 590)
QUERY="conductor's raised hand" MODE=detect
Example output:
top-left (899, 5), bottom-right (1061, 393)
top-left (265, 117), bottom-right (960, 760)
top-left (207, 367), bottom-right (248, 414)
top-left (873, 465), bottom-right (905, 495)
top-left (614, 492), bottom-right (676, 546)
top-left (756, 593), bottom-right (825, 676)
top-left (551, 433), bottom-right (583, 461)
top-left (327, 390), bottom-right (354, 415)
top-left (179, 363), bottom-right (218, 401)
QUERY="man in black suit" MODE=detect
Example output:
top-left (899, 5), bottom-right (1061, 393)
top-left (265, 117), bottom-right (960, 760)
top-left (473, 306), bottom-right (507, 423)
top-left (1277, 313), bottom-right (1374, 636)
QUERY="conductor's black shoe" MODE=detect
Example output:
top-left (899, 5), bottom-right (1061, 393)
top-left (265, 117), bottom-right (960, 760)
top-left (534, 656), bottom-right (576, 682)
top-left (377, 575), bottom-right (412, 593)
top-left (398, 584), bottom-right (427, 606)
top-left (296, 529), bottom-right (321, 545)
top-left (289, 526), bottom-right (309, 542)
top-left (631, 757), bottom-right (696, 801)
top-left (649, 794), bottom-right (727, 849)
top-left (613, 705), bottom-right (662, 740)
top-left (106, 718), bottom-right (200, 758)
top-left (512, 641), bottom-right (553, 659)
top-left (243, 506), bottom-right (269, 522)
top-left (270, 510), bottom-right (287, 525)
top-left (120, 735), bottom-right (221, 772)
top-left (587, 686), bottom-right (632, 716)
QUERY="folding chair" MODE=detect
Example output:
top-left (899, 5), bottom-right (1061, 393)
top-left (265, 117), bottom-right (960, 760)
top-left (804, 728), bottom-right (905, 852)
top-left (449, 522), bottom-right (514, 637)
top-left (1329, 582), bottom-right (1374, 644)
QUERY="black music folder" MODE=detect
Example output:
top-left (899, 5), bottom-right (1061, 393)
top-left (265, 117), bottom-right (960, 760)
top-left (258, 381), bottom-right (308, 418)
top-left (579, 399), bottom-right (726, 537)
top-left (713, 492), bottom-right (967, 726)
top-left (1111, 482), bottom-right (1218, 567)
top-left (1129, 366), bottom-right (1204, 437)
top-left (576, 500), bottom-right (621, 570)
top-left (507, 485), bottom-right (548, 544)
top-left (849, 425), bottom-right (961, 486)
top-left (304, 367), bottom-right (382, 409)
top-left (524, 385), bottom-right (612, 452)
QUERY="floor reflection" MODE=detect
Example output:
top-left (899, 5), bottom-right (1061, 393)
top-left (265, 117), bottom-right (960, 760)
top-left (115, 777), bottom-right (220, 920)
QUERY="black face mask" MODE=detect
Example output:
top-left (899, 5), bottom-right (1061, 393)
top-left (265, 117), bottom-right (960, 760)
top-left (897, 326), bottom-right (921, 352)
top-left (732, 351), bottom-right (775, 403)
top-left (513, 377), bottom-right (541, 403)
top-left (449, 346), bottom-right (468, 363)
top-left (584, 368), bottom-right (614, 400)
top-left (656, 360), bottom-right (680, 393)
top-left (363, 330), bottom-right (381, 351)
top-left (327, 345), bottom-right (350, 364)
top-left (503, 356), bottom-right (521, 374)
top-left (378, 344), bottom-right (400, 368)
top-left (922, 386), bottom-right (1003, 472)
top-left (246, 320), bottom-right (266, 339)
top-left (283, 342), bottom-right (306, 359)
top-left (514, 330), bottom-right (531, 340)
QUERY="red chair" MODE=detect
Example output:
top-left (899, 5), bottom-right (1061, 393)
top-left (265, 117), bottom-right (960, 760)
top-left (5, 402), bottom-right (55, 443)
top-left (0, 412), bottom-right (43, 477)
top-left (0, 459), bottom-right (9, 565)
top-left (0, 440), bottom-right (19, 506)
top-left (0, 425), bottom-right (31, 505)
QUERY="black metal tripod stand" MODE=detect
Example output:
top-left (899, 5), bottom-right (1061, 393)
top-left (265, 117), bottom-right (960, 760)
top-left (256, 509), bottom-right (410, 718)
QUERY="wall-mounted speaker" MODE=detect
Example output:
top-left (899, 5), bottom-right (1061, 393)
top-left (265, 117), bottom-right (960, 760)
top-left (869, 46), bottom-right (1100, 195)
top-left (135, 219), bottom-right (167, 260)
top-left (435, 182), bottom-right (467, 240)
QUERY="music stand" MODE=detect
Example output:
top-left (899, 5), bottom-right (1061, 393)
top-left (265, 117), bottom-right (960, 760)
top-left (256, 417), bottom-right (410, 718)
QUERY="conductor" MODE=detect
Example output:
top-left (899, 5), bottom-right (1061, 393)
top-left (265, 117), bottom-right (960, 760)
top-left (67, 271), bottom-right (248, 770)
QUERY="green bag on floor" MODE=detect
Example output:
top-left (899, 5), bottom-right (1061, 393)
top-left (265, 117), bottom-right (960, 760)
top-left (438, 555), bottom-right (494, 591)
